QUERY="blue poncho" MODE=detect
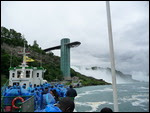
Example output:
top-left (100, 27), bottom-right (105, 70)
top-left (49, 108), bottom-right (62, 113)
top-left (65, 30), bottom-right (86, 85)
top-left (35, 104), bottom-right (62, 112)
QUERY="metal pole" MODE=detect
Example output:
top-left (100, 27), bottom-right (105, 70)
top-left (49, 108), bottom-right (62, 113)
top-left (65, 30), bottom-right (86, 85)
top-left (106, 1), bottom-right (119, 112)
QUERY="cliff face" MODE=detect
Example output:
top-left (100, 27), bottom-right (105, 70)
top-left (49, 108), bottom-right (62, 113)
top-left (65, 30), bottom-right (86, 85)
top-left (1, 43), bottom-right (60, 67)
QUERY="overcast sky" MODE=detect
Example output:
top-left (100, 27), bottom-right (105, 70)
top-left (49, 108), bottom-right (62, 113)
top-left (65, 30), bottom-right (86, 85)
top-left (1, 1), bottom-right (149, 77)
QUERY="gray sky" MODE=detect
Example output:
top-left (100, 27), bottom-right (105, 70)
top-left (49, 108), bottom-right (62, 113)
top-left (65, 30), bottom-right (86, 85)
top-left (1, 1), bottom-right (149, 77)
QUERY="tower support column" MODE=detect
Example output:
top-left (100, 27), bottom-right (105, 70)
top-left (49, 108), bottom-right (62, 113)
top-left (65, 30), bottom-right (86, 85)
top-left (61, 38), bottom-right (71, 80)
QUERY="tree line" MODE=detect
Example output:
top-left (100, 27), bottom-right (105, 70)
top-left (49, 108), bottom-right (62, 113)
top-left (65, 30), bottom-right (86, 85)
top-left (1, 26), bottom-right (63, 85)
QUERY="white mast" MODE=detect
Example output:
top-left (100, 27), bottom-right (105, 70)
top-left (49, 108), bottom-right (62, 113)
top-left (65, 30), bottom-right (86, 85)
top-left (106, 1), bottom-right (119, 112)
top-left (20, 42), bottom-right (26, 78)
top-left (22, 42), bottom-right (26, 66)
top-left (18, 37), bottom-right (29, 78)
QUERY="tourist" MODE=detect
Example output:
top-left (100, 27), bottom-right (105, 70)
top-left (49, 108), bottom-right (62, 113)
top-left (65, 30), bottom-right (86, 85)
top-left (66, 85), bottom-right (77, 101)
top-left (100, 107), bottom-right (113, 112)
top-left (41, 87), bottom-right (56, 109)
top-left (50, 89), bottom-right (59, 102)
top-left (27, 84), bottom-right (34, 92)
top-left (42, 87), bottom-right (49, 94)
top-left (42, 97), bottom-right (75, 112)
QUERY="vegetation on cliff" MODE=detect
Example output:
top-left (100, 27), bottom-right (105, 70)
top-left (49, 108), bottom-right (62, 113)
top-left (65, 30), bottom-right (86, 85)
top-left (1, 26), bottom-right (110, 86)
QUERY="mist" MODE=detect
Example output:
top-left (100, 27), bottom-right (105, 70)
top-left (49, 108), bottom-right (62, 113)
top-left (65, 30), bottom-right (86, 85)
top-left (71, 65), bottom-right (149, 84)
top-left (132, 71), bottom-right (149, 82)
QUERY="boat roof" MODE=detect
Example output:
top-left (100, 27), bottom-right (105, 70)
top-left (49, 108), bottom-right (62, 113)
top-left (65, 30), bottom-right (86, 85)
top-left (9, 67), bottom-right (45, 70)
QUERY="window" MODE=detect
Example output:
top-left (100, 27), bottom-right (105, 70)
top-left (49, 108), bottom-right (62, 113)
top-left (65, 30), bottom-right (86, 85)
top-left (17, 71), bottom-right (21, 78)
top-left (26, 71), bottom-right (30, 78)
top-left (12, 73), bottom-right (15, 78)
top-left (37, 73), bottom-right (39, 77)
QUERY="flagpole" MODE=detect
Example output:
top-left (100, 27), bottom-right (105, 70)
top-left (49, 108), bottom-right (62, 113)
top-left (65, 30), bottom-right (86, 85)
top-left (106, 1), bottom-right (119, 112)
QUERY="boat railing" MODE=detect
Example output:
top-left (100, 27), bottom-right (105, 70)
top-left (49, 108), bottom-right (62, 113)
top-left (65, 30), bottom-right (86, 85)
top-left (1, 95), bottom-right (33, 112)
top-left (21, 96), bottom-right (34, 112)
top-left (1, 80), bottom-right (9, 96)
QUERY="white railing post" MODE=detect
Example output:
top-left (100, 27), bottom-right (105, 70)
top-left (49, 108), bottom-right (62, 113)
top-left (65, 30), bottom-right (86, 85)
top-left (106, 1), bottom-right (119, 112)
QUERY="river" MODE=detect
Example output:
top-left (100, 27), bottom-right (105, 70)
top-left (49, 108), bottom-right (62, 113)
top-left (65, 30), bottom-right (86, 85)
top-left (74, 82), bottom-right (149, 112)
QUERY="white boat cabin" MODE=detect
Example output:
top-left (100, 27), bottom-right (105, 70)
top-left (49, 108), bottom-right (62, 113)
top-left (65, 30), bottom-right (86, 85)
top-left (9, 66), bottom-right (46, 88)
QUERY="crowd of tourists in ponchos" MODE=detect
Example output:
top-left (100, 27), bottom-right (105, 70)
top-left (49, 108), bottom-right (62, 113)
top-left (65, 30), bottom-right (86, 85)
top-left (2, 82), bottom-right (77, 112)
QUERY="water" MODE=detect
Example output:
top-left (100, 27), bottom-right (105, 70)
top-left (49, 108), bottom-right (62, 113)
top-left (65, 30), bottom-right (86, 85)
top-left (74, 82), bottom-right (149, 112)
